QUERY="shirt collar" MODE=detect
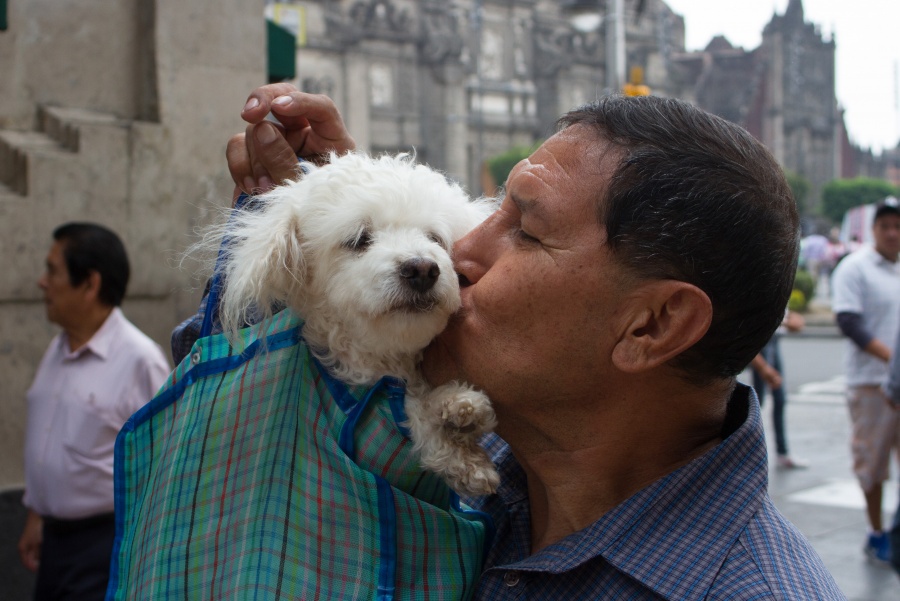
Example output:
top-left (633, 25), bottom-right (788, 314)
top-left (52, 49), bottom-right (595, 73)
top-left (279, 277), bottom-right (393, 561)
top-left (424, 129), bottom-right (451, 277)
top-left (60, 307), bottom-right (123, 361)
top-left (864, 244), bottom-right (900, 267)
top-left (488, 384), bottom-right (767, 598)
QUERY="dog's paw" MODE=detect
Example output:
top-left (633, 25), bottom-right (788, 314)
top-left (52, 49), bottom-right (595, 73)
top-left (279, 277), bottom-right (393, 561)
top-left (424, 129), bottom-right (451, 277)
top-left (440, 392), bottom-right (495, 434)
top-left (451, 457), bottom-right (500, 496)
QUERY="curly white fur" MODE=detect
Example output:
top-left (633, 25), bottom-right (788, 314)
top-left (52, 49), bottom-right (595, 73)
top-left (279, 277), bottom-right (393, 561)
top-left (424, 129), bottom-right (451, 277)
top-left (215, 152), bottom-right (500, 495)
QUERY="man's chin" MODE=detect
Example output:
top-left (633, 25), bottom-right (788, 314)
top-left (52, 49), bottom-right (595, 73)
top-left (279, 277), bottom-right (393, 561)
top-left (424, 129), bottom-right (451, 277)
top-left (421, 330), bottom-right (458, 387)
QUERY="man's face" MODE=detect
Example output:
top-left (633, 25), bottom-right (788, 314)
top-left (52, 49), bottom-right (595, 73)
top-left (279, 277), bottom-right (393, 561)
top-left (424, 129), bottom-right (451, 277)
top-left (873, 213), bottom-right (900, 260)
top-left (422, 126), bottom-right (633, 425)
top-left (37, 240), bottom-right (87, 328)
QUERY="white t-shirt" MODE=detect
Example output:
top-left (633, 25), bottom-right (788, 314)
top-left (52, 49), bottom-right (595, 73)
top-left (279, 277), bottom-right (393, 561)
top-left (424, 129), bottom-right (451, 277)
top-left (831, 246), bottom-right (900, 386)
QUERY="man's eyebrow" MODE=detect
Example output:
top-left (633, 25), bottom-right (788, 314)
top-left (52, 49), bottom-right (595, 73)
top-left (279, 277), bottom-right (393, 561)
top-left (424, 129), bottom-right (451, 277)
top-left (510, 192), bottom-right (543, 219)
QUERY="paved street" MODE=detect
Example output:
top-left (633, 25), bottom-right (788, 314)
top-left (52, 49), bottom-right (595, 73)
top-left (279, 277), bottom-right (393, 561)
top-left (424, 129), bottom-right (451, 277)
top-left (741, 333), bottom-right (899, 600)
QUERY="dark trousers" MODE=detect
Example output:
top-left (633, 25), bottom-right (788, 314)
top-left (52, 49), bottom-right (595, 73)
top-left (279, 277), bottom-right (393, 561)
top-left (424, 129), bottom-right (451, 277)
top-left (751, 336), bottom-right (789, 456)
top-left (34, 513), bottom-right (115, 601)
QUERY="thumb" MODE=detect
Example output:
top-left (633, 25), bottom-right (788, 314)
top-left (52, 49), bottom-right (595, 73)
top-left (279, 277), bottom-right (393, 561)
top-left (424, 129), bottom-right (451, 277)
top-left (250, 122), bottom-right (303, 192)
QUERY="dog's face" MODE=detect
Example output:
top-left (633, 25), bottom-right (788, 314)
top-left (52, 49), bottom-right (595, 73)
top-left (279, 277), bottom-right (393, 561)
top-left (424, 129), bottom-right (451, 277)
top-left (252, 153), bottom-right (492, 356)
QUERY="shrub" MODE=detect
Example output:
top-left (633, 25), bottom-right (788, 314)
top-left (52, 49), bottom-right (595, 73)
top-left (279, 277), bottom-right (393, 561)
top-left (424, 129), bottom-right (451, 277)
top-left (792, 268), bottom-right (816, 306)
top-left (788, 289), bottom-right (807, 313)
top-left (486, 143), bottom-right (541, 189)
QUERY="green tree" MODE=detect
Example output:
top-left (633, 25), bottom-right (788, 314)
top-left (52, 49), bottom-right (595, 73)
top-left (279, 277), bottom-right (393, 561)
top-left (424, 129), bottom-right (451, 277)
top-left (485, 143), bottom-right (541, 190)
top-left (783, 170), bottom-right (811, 215)
top-left (820, 178), bottom-right (899, 223)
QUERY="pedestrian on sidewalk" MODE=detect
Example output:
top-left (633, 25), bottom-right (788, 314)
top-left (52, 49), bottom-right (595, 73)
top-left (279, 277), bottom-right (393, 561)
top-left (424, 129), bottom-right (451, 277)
top-left (831, 198), bottom-right (900, 566)
top-left (881, 299), bottom-right (900, 576)
top-left (17, 223), bottom-right (170, 600)
top-left (750, 309), bottom-right (806, 469)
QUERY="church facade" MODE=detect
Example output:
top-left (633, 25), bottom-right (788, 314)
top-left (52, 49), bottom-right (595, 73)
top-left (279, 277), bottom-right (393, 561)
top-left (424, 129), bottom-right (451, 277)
top-left (271, 0), bottom-right (887, 210)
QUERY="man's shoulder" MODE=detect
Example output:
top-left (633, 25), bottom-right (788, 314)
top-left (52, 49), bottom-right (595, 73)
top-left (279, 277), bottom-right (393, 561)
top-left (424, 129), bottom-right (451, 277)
top-left (108, 310), bottom-right (168, 366)
top-left (711, 497), bottom-right (846, 599)
top-left (832, 247), bottom-right (871, 276)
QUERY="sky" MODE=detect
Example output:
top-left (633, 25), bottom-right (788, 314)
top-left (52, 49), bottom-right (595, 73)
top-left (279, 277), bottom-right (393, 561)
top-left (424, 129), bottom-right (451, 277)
top-left (662, 0), bottom-right (900, 153)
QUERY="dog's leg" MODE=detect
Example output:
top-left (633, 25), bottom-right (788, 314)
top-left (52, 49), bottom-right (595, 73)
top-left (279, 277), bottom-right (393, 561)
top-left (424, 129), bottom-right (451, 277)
top-left (404, 382), bottom-right (499, 496)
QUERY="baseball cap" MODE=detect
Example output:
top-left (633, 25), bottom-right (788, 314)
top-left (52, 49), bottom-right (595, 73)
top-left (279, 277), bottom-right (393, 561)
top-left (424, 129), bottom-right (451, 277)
top-left (874, 196), bottom-right (900, 221)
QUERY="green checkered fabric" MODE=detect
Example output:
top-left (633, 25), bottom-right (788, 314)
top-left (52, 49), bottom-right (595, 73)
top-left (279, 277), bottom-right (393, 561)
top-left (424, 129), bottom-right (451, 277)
top-left (108, 309), bottom-right (488, 600)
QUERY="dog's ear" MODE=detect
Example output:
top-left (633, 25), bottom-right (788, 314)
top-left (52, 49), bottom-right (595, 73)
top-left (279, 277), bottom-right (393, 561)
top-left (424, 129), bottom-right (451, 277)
top-left (219, 186), bottom-right (309, 335)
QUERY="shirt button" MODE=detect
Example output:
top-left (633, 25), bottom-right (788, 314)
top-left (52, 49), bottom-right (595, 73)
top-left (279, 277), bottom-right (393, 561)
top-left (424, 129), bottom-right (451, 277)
top-left (191, 349), bottom-right (202, 364)
top-left (503, 571), bottom-right (520, 587)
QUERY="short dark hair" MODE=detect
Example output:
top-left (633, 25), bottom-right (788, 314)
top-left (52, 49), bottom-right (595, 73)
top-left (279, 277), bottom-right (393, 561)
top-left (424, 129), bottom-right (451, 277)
top-left (52, 222), bottom-right (130, 307)
top-left (559, 95), bottom-right (799, 383)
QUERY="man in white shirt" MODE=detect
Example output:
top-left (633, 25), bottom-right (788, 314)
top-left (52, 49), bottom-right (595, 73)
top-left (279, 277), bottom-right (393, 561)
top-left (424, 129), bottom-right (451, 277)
top-left (17, 223), bottom-right (170, 600)
top-left (831, 199), bottom-right (900, 565)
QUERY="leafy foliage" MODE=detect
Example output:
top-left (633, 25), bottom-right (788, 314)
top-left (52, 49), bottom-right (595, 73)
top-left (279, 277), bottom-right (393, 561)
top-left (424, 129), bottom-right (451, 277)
top-left (788, 289), bottom-right (807, 312)
top-left (783, 170), bottom-right (811, 215)
top-left (788, 269), bottom-right (816, 311)
top-left (820, 178), bottom-right (899, 223)
top-left (486, 143), bottom-right (541, 190)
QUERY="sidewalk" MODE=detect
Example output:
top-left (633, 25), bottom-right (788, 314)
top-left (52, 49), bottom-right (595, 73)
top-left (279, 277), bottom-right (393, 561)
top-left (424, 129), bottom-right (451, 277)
top-left (769, 376), bottom-right (899, 599)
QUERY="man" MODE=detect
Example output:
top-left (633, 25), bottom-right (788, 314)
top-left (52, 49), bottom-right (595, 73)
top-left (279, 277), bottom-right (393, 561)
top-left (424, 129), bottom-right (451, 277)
top-left (831, 198), bottom-right (900, 566)
top-left (883, 275), bottom-right (900, 575)
top-left (18, 223), bottom-right (170, 600)
top-left (167, 87), bottom-right (844, 597)
top-left (750, 309), bottom-right (807, 469)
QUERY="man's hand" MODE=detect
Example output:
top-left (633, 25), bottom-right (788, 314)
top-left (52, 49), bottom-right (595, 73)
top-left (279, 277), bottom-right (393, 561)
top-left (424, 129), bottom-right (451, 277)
top-left (18, 510), bottom-right (42, 572)
top-left (226, 84), bottom-right (357, 199)
top-left (750, 354), bottom-right (783, 390)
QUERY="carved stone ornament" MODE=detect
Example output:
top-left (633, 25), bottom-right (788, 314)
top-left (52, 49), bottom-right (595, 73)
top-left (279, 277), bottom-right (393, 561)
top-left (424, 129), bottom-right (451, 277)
top-left (533, 16), bottom-right (600, 78)
top-left (324, 0), bottom-right (415, 46)
top-left (419, 2), bottom-right (466, 66)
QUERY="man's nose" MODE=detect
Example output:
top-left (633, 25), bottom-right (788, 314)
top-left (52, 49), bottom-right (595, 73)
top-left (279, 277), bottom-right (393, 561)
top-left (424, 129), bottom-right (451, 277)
top-left (451, 212), bottom-right (501, 286)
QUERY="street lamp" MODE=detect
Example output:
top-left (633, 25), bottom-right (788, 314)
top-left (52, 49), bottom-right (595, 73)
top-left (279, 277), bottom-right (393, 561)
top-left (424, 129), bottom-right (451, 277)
top-left (563, 0), bottom-right (625, 95)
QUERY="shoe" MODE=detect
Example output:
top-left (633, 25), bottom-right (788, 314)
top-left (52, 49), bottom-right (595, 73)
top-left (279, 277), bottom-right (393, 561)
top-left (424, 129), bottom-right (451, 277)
top-left (775, 455), bottom-right (809, 469)
top-left (864, 531), bottom-right (892, 566)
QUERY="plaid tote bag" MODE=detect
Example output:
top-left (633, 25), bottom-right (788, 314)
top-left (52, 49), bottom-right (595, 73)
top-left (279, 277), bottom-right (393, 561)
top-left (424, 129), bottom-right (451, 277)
top-left (106, 308), bottom-right (490, 600)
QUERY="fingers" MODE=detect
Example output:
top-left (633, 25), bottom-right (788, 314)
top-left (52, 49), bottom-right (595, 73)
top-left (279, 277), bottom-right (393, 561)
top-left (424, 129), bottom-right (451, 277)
top-left (227, 122), bottom-right (303, 195)
top-left (229, 84), bottom-right (357, 196)
top-left (268, 93), bottom-right (356, 156)
top-left (240, 83), bottom-right (306, 124)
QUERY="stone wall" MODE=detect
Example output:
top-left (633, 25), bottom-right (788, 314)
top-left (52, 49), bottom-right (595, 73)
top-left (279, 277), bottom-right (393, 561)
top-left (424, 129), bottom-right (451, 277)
top-left (0, 0), bottom-right (266, 494)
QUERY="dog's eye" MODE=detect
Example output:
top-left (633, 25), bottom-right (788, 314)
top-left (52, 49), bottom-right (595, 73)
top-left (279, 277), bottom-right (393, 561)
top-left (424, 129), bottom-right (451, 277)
top-left (343, 228), bottom-right (373, 252)
top-left (428, 232), bottom-right (446, 248)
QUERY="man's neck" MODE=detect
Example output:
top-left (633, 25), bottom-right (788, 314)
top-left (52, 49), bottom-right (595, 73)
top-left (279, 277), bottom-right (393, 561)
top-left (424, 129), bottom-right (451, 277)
top-left (875, 247), bottom-right (899, 263)
top-left (64, 305), bottom-right (114, 352)
top-left (502, 378), bottom-right (731, 554)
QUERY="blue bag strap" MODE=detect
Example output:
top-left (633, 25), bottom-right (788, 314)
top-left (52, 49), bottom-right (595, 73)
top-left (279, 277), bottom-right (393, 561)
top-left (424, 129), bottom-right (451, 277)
top-left (200, 191), bottom-right (252, 338)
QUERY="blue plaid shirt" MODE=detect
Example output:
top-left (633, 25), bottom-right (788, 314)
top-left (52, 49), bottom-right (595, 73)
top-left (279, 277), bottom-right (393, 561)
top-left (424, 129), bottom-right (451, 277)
top-left (172, 308), bottom-right (845, 599)
top-left (465, 385), bottom-right (845, 600)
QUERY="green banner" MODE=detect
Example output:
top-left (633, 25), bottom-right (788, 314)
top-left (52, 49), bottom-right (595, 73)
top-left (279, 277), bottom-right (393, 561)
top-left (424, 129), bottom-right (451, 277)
top-left (267, 19), bottom-right (296, 82)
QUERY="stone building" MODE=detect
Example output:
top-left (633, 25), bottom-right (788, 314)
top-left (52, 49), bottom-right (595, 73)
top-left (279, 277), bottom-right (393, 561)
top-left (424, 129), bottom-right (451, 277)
top-left (0, 3), bottom-right (264, 589)
top-left (267, 0), bottom-right (686, 193)
top-left (667, 0), bottom-right (885, 215)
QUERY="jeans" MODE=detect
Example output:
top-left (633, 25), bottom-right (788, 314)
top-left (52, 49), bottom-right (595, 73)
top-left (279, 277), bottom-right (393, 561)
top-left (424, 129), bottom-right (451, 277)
top-left (751, 336), bottom-right (789, 456)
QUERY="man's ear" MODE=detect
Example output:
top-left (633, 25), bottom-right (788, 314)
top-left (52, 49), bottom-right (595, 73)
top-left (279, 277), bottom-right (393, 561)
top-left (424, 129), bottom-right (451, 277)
top-left (82, 270), bottom-right (103, 302)
top-left (611, 280), bottom-right (712, 373)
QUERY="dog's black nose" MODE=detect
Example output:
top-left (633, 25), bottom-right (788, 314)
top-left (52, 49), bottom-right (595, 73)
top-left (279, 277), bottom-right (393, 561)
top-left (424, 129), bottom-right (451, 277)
top-left (400, 258), bottom-right (440, 293)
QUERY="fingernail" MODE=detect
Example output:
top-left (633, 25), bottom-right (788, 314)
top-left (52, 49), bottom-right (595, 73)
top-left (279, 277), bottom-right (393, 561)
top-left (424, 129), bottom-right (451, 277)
top-left (243, 177), bottom-right (256, 193)
top-left (272, 95), bottom-right (292, 107)
top-left (256, 122), bottom-right (277, 144)
top-left (258, 176), bottom-right (273, 192)
top-left (243, 97), bottom-right (260, 112)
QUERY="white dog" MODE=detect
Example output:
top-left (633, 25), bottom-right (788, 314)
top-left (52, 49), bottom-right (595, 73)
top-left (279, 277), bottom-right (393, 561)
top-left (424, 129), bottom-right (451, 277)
top-left (215, 151), bottom-right (500, 496)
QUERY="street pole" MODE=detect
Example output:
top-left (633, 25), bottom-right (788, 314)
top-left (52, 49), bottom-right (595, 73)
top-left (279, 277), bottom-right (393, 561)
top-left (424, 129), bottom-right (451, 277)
top-left (606, 0), bottom-right (625, 94)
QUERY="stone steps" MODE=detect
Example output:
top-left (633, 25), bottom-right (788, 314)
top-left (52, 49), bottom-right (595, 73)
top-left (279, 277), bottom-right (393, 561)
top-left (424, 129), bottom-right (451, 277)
top-left (0, 105), bottom-right (125, 197)
top-left (0, 129), bottom-right (66, 196)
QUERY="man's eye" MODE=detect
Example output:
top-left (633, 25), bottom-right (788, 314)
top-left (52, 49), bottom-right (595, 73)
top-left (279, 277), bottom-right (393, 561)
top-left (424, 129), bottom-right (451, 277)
top-left (343, 229), bottom-right (373, 252)
top-left (516, 228), bottom-right (540, 244)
